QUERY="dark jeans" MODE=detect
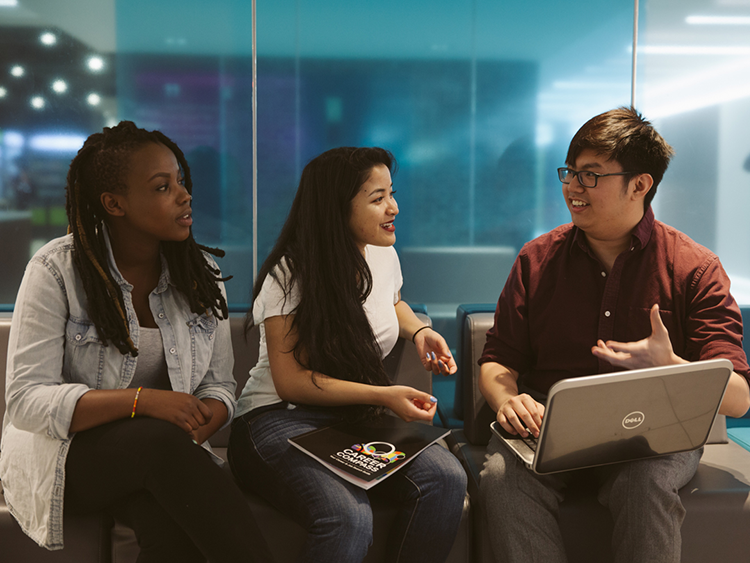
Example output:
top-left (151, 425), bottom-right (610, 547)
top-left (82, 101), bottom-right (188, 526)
top-left (228, 406), bottom-right (467, 563)
top-left (64, 417), bottom-right (275, 563)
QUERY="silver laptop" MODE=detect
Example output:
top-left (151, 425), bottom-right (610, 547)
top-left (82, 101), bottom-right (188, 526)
top-left (491, 358), bottom-right (733, 474)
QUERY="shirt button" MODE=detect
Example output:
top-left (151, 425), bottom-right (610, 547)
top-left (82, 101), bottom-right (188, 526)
top-left (209, 334), bottom-right (214, 340)
top-left (169, 347), bottom-right (176, 354)
top-left (604, 311), bottom-right (611, 317)
top-left (601, 271), bottom-right (606, 277)
top-left (158, 313), bottom-right (165, 319)
top-left (75, 334), bottom-right (82, 341)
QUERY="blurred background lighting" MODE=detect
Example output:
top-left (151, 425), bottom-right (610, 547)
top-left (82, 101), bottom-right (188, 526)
top-left (30, 96), bottom-right (45, 109)
top-left (87, 56), bottom-right (104, 72)
top-left (86, 92), bottom-right (101, 106)
top-left (0, 0), bottom-right (19, 6)
top-left (40, 32), bottom-right (57, 45)
top-left (52, 79), bottom-right (67, 94)
top-left (29, 134), bottom-right (86, 152)
top-left (0, 87), bottom-right (7, 98)
top-left (10, 65), bottom-right (24, 77)
top-left (4, 131), bottom-right (24, 148)
top-left (686, 15), bottom-right (750, 25)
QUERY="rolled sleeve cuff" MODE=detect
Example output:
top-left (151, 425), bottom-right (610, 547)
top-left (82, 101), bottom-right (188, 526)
top-left (46, 383), bottom-right (91, 440)
top-left (194, 387), bottom-right (237, 429)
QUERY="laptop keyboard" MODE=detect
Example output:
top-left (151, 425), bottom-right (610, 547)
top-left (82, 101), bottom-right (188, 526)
top-left (521, 431), bottom-right (538, 452)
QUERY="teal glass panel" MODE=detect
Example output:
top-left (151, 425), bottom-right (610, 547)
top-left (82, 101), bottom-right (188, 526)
top-left (638, 0), bottom-right (750, 305)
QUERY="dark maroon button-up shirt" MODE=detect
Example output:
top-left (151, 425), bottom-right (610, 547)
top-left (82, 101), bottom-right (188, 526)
top-left (479, 207), bottom-right (750, 394)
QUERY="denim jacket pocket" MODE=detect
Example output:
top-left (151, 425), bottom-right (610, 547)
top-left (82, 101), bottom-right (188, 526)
top-left (186, 313), bottom-right (218, 380)
top-left (63, 317), bottom-right (105, 386)
top-left (186, 313), bottom-right (218, 334)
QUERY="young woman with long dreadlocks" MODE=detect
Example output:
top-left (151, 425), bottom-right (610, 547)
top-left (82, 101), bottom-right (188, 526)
top-left (227, 147), bottom-right (467, 563)
top-left (0, 121), bottom-right (275, 562)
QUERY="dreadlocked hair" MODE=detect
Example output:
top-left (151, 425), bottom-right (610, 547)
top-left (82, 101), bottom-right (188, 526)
top-left (249, 147), bottom-right (396, 422)
top-left (65, 120), bottom-right (229, 356)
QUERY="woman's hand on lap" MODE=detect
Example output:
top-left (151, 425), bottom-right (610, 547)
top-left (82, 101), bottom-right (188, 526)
top-left (137, 389), bottom-right (214, 434)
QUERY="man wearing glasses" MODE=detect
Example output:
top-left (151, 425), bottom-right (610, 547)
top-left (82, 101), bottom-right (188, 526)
top-left (477, 107), bottom-right (750, 563)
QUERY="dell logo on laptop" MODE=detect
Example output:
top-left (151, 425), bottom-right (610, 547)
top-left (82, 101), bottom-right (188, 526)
top-left (622, 411), bottom-right (645, 429)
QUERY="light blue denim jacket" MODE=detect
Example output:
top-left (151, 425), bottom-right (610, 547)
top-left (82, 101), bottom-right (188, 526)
top-left (0, 231), bottom-right (236, 550)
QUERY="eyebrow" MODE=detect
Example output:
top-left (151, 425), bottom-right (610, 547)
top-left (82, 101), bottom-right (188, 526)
top-left (148, 171), bottom-right (180, 182)
top-left (578, 162), bottom-right (605, 171)
top-left (367, 183), bottom-right (394, 197)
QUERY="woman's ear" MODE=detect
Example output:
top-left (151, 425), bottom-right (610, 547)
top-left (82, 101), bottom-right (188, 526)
top-left (100, 192), bottom-right (126, 217)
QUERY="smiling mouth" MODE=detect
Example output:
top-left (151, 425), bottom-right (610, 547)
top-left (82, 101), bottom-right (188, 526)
top-left (381, 221), bottom-right (395, 232)
top-left (177, 212), bottom-right (193, 226)
top-left (571, 199), bottom-right (589, 208)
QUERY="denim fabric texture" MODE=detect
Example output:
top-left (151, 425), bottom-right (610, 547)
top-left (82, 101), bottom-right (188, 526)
top-left (229, 406), bottom-right (467, 563)
top-left (0, 229), bottom-right (236, 550)
top-left (480, 434), bottom-right (703, 563)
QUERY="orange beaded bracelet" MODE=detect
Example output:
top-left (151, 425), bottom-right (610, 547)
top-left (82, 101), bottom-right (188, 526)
top-left (131, 386), bottom-right (142, 418)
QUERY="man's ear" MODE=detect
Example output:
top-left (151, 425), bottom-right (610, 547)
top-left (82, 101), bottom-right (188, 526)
top-left (631, 173), bottom-right (654, 201)
top-left (100, 192), bottom-right (126, 217)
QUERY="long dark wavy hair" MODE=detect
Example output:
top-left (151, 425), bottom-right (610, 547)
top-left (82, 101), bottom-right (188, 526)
top-left (65, 120), bottom-right (229, 356)
top-left (250, 147), bottom-right (397, 418)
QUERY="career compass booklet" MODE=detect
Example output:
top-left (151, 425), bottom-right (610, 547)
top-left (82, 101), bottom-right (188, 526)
top-left (288, 415), bottom-right (450, 490)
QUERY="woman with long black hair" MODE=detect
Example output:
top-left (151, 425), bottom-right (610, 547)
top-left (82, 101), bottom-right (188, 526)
top-left (0, 121), bottom-right (274, 562)
top-left (228, 147), bottom-right (467, 562)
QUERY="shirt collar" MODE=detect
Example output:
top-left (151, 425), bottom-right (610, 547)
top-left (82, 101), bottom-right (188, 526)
top-left (101, 223), bottom-right (173, 294)
top-left (571, 205), bottom-right (654, 255)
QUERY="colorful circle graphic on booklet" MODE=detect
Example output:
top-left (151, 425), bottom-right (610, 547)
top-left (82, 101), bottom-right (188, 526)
top-left (351, 441), bottom-right (406, 464)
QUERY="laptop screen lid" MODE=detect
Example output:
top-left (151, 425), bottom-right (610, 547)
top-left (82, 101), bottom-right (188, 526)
top-left (495, 358), bottom-right (732, 475)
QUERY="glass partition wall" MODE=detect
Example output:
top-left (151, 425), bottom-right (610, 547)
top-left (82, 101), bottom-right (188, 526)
top-left (1, 0), bottom-right (748, 322)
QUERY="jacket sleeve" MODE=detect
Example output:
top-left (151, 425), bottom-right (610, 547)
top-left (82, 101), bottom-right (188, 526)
top-left (5, 257), bottom-right (90, 440)
top-left (192, 277), bottom-right (237, 428)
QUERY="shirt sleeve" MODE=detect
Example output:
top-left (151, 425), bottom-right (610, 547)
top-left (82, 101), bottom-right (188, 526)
top-left (253, 259), bottom-right (301, 324)
top-left (478, 252), bottom-right (533, 375)
top-left (5, 258), bottom-right (90, 440)
top-left (685, 255), bottom-right (750, 382)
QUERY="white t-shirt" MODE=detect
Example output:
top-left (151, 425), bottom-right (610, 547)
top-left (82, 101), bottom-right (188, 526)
top-left (235, 245), bottom-right (403, 416)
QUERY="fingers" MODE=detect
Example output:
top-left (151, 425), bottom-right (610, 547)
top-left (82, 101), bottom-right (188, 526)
top-left (197, 399), bottom-right (214, 423)
top-left (388, 386), bottom-right (437, 422)
top-left (650, 303), bottom-right (669, 337)
top-left (423, 350), bottom-right (456, 375)
top-left (499, 394), bottom-right (544, 437)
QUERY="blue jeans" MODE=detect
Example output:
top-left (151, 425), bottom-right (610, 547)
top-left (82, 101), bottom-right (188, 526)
top-left (229, 406), bottom-right (467, 563)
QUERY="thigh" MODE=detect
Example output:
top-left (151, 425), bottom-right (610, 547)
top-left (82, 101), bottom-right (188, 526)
top-left (596, 448), bottom-right (703, 506)
top-left (65, 417), bottom-right (198, 514)
top-left (229, 407), bottom-right (372, 528)
top-left (370, 442), bottom-right (466, 503)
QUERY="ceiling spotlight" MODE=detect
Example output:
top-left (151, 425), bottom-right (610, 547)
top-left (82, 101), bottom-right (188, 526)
top-left (87, 56), bottom-right (104, 72)
top-left (30, 96), bottom-right (46, 110)
top-left (87, 93), bottom-right (101, 106)
top-left (10, 65), bottom-right (24, 77)
top-left (0, 87), bottom-right (7, 98)
top-left (52, 79), bottom-right (68, 93)
top-left (40, 32), bottom-right (57, 45)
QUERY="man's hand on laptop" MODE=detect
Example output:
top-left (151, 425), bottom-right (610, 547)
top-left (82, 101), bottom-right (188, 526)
top-left (497, 394), bottom-right (545, 438)
top-left (590, 304), bottom-right (685, 370)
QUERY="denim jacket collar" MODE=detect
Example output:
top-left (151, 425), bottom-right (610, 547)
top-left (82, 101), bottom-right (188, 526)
top-left (101, 223), bottom-right (173, 295)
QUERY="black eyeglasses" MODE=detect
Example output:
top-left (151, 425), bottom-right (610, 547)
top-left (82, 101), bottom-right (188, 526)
top-left (557, 167), bottom-right (637, 188)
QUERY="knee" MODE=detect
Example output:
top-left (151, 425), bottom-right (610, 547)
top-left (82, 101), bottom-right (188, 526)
top-left (606, 462), bottom-right (683, 512)
top-left (309, 498), bottom-right (373, 540)
top-left (439, 456), bottom-right (468, 503)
